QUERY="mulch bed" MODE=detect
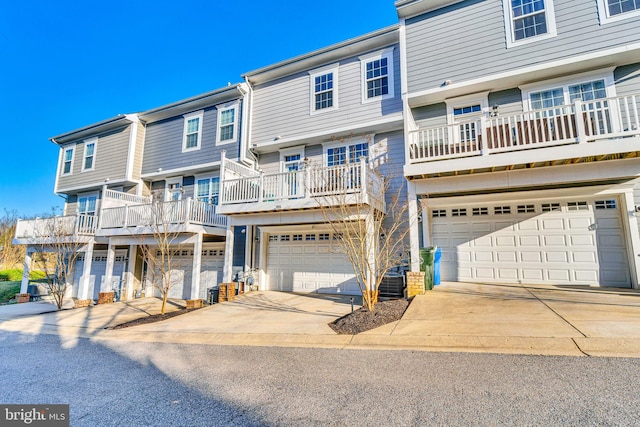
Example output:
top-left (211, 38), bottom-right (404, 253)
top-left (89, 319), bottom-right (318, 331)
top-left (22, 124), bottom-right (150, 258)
top-left (330, 298), bottom-right (410, 335)
top-left (106, 307), bottom-right (202, 329)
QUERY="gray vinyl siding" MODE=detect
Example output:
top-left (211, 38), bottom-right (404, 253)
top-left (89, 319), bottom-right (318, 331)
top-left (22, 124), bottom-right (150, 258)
top-left (488, 88), bottom-right (523, 116)
top-left (614, 63), bottom-right (640, 96)
top-left (142, 100), bottom-right (243, 175)
top-left (635, 183), bottom-right (640, 233)
top-left (131, 122), bottom-right (146, 180)
top-left (257, 152), bottom-right (280, 175)
top-left (251, 44), bottom-right (402, 145)
top-left (56, 125), bottom-right (131, 191)
top-left (413, 103), bottom-right (447, 128)
top-left (405, 0), bottom-right (640, 93)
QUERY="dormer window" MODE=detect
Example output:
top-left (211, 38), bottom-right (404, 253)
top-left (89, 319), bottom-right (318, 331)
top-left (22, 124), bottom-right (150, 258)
top-left (503, 0), bottom-right (557, 48)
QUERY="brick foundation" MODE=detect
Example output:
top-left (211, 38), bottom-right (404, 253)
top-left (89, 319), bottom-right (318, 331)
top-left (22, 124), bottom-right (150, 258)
top-left (218, 283), bottom-right (236, 302)
top-left (406, 272), bottom-right (426, 299)
top-left (186, 299), bottom-right (204, 309)
top-left (74, 299), bottom-right (92, 308)
top-left (16, 293), bottom-right (30, 304)
top-left (98, 292), bottom-right (115, 304)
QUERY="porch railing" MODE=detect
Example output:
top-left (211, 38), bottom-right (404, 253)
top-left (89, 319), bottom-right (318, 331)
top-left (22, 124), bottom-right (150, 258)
top-left (14, 214), bottom-right (98, 239)
top-left (220, 159), bottom-right (379, 206)
top-left (408, 93), bottom-right (640, 163)
top-left (103, 189), bottom-right (151, 205)
top-left (99, 198), bottom-right (226, 229)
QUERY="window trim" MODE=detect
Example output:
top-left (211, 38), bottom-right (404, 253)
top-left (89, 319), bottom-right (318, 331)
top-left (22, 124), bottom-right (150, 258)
top-left (216, 102), bottom-right (239, 145)
top-left (182, 110), bottom-right (204, 153)
top-left (165, 177), bottom-right (183, 201)
top-left (61, 146), bottom-right (74, 176)
top-left (279, 146), bottom-right (305, 173)
top-left (597, 0), bottom-right (640, 24)
top-left (519, 68), bottom-right (617, 111)
top-left (194, 174), bottom-right (220, 205)
top-left (444, 92), bottom-right (490, 124)
top-left (77, 192), bottom-right (99, 215)
top-left (359, 47), bottom-right (395, 104)
top-left (309, 63), bottom-right (339, 115)
top-left (322, 136), bottom-right (371, 166)
top-left (502, 0), bottom-right (558, 48)
top-left (81, 137), bottom-right (97, 172)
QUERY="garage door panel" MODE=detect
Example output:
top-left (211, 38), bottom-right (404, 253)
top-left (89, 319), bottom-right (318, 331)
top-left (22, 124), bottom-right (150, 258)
top-left (430, 197), bottom-right (630, 287)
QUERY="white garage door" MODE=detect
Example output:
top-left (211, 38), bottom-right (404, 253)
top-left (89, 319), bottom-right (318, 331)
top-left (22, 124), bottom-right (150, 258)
top-left (73, 250), bottom-right (128, 300)
top-left (165, 244), bottom-right (225, 300)
top-left (430, 197), bottom-right (630, 287)
top-left (266, 231), bottom-right (359, 294)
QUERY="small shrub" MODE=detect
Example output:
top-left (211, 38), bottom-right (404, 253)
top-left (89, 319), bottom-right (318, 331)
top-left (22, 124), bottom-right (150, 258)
top-left (0, 281), bottom-right (20, 303)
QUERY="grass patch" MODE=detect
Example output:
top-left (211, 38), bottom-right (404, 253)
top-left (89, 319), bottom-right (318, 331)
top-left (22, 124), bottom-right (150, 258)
top-left (0, 269), bottom-right (46, 282)
top-left (0, 281), bottom-right (21, 303)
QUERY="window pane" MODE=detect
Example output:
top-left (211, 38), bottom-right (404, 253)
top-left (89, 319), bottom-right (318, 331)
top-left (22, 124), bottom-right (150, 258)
top-left (327, 147), bottom-right (346, 166)
top-left (365, 57), bottom-right (390, 99)
top-left (221, 109), bottom-right (235, 126)
top-left (197, 179), bottom-right (210, 202)
top-left (220, 124), bottom-right (234, 141)
top-left (568, 80), bottom-right (607, 102)
top-left (608, 0), bottom-right (640, 16)
top-left (186, 133), bottom-right (198, 148)
top-left (65, 150), bottom-right (73, 161)
top-left (84, 157), bottom-right (93, 170)
top-left (349, 143), bottom-right (369, 163)
top-left (85, 143), bottom-right (94, 156)
top-left (187, 118), bottom-right (199, 133)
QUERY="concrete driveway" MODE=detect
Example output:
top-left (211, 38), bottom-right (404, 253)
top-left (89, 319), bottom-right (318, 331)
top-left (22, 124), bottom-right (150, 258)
top-left (2, 284), bottom-right (640, 357)
top-left (356, 281), bottom-right (640, 356)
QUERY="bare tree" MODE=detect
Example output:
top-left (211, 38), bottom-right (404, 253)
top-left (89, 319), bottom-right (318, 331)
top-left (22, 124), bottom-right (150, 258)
top-left (136, 195), bottom-right (190, 315)
top-left (309, 149), bottom-right (413, 311)
top-left (0, 209), bottom-right (25, 270)
top-left (29, 216), bottom-right (86, 310)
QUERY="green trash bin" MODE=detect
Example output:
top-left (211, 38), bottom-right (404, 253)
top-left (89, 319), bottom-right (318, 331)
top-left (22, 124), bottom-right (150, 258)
top-left (419, 247), bottom-right (437, 290)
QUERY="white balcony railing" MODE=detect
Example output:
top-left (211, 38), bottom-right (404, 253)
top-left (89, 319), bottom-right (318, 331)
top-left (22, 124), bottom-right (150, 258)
top-left (99, 198), bottom-right (227, 229)
top-left (15, 214), bottom-right (98, 239)
top-left (408, 94), bottom-right (640, 163)
top-left (220, 158), bottom-right (383, 208)
top-left (103, 189), bottom-right (151, 206)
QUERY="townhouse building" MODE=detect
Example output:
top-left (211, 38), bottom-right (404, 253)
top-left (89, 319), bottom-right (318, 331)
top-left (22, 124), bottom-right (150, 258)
top-left (14, 0), bottom-right (640, 305)
top-left (218, 26), bottom-right (406, 295)
top-left (397, 0), bottom-right (640, 288)
top-left (15, 85), bottom-right (248, 303)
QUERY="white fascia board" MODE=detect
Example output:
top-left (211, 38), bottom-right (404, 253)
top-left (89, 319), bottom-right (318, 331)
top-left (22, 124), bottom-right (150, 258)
top-left (251, 113), bottom-right (403, 153)
top-left (407, 42), bottom-right (640, 107)
top-left (140, 160), bottom-right (223, 180)
top-left (56, 179), bottom-right (131, 194)
top-left (395, 0), bottom-right (466, 19)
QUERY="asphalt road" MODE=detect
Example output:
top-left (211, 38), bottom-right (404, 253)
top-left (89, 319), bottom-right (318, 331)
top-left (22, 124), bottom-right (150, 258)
top-left (1, 332), bottom-right (639, 426)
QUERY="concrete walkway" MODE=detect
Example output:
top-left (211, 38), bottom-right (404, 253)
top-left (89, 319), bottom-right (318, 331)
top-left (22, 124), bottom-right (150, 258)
top-left (1, 283), bottom-right (640, 357)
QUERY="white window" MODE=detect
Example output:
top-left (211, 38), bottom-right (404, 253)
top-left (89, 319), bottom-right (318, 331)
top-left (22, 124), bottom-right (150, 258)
top-left (503, 0), bottom-right (557, 48)
top-left (279, 146), bottom-right (305, 172)
top-left (82, 137), bottom-right (97, 172)
top-left (61, 146), bottom-right (74, 175)
top-left (445, 93), bottom-right (489, 147)
top-left (216, 102), bottom-right (239, 144)
top-left (324, 140), bottom-right (369, 166)
top-left (309, 64), bottom-right (339, 113)
top-left (521, 70), bottom-right (617, 133)
top-left (78, 194), bottom-right (98, 215)
top-left (359, 47), bottom-right (395, 103)
top-left (597, 0), bottom-right (640, 23)
top-left (182, 110), bottom-right (203, 152)
top-left (196, 177), bottom-right (220, 205)
top-left (166, 178), bottom-right (183, 201)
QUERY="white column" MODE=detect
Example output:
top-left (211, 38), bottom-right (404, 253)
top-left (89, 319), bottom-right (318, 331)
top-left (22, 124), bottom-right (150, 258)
top-left (124, 244), bottom-right (137, 300)
top-left (622, 191), bottom-right (640, 289)
top-left (365, 213), bottom-right (376, 292)
top-left (258, 228), bottom-right (267, 290)
top-left (78, 241), bottom-right (94, 300)
top-left (407, 181), bottom-right (421, 272)
top-left (103, 240), bottom-right (116, 292)
top-left (20, 248), bottom-right (32, 294)
top-left (244, 226), bottom-right (253, 272)
top-left (223, 224), bottom-right (235, 283)
top-left (191, 232), bottom-right (203, 300)
top-left (421, 199), bottom-right (430, 248)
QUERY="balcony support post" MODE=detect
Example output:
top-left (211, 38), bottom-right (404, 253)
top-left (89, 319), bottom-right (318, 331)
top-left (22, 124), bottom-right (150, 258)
top-left (123, 205), bottom-right (129, 228)
top-left (78, 240), bottom-right (95, 300)
top-left (20, 248), bottom-right (33, 294)
top-left (190, 232), bottom-right (203, 300)
top-left (258, 172), bottom-right (264, 203)
top-left (408, 181), bottom-right (421, 272)
top-left (481, 117), bottom-right (490, 156)
top-left (103, 240), bottom-right (116, 293)
top-left (222, 223), bottom-right (235, 283)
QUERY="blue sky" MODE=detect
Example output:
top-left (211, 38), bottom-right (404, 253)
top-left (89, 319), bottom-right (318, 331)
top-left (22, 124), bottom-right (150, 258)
top-left (0, 0), bottom-right (397, 217)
